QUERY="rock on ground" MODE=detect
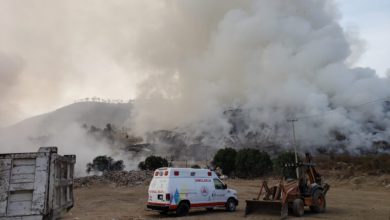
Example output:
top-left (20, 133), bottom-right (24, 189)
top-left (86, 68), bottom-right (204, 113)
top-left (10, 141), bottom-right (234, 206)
top-left (74, 170), bottom-right (153, 188)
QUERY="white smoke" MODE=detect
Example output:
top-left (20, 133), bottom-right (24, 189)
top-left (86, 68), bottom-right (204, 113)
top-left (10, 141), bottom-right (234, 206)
top-left (130, 0), bottom-right (390, 152)
top-left (1, 0), bottom-right (389, 174)
top-left (0, 53), bottom-right (24, 125)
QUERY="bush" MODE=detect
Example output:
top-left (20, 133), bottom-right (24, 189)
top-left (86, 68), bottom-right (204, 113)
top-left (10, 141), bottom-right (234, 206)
top-left (212, 148), bottom-right (237, 175)
top-left (360, 154), bottom-right (390, 173)
top-left (86, 156), bottom-right (125, 174)
top-left (315, 153), bottom-right (390, 174)
top-left (273, 151), bottom-right (301, 178)
top-left (138, 161), bottom-right (147, 170)
top-left (191, 164), bottom-right (201, 169)
top-left (138, 155), bottom-right (169, 171)
top-left (235, 149), bottom-right (272, 178)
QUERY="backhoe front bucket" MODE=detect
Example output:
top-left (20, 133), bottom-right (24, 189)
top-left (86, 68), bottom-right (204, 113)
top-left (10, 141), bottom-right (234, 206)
top-left (245, 200), bottom-right (282, 216)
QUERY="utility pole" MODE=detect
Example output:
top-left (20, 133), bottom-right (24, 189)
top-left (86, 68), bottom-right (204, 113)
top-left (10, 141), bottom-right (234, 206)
top-left (287, 118), bottom-right (299, 179)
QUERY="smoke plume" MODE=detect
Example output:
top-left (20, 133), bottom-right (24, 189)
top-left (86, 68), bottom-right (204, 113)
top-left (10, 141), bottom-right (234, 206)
top-left (130, 0), bottom-right (390, 152)
top-left (0, 53), bottom-right (24, 125)
top-left (1, 0), bottom-right (390, 176)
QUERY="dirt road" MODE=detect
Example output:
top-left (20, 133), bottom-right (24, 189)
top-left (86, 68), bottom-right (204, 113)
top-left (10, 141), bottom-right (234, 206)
top-left (62, 179), bottom-right (390, 220)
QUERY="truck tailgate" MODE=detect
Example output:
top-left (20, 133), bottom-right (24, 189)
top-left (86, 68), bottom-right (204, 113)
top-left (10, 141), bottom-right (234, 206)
top-left (0, 147), bottom-right (75, 220)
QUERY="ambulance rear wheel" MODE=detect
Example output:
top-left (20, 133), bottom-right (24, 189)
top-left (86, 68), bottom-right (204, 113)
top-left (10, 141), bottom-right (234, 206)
top-left (225, 198), bottom-right (237, 212)
top-left (176, 201), bottom-right (190, 216)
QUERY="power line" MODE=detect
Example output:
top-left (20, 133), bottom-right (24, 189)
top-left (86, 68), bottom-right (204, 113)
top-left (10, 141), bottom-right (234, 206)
top-left (295, 96), bottom-right (390, 120)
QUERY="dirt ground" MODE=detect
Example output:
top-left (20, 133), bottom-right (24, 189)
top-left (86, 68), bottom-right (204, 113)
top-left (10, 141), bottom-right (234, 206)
top-left (62, 178), bottom-right (390, 220)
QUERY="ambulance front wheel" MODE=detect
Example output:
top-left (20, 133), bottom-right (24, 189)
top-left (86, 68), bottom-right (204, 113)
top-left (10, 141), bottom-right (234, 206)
top-left (176, 201), bottom-right (190, 216)
top-left (225, 198), bottom-right (237, 212)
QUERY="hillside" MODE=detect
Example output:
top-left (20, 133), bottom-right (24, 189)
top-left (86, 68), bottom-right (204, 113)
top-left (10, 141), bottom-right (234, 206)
top-left (1, 101), bottom-right (132, 137)
top-left (0, 102), bottom-right (134, 175)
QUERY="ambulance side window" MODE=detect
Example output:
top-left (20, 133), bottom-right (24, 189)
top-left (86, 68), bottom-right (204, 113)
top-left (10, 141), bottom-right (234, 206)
top-left (213, 179), bottom-right (224, 190)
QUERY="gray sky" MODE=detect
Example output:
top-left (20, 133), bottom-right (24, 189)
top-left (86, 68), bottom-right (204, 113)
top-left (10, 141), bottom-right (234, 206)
top-left (0, 0), bottom-right (389, 126)
top-left (337, 0), bottom-right (390, 77)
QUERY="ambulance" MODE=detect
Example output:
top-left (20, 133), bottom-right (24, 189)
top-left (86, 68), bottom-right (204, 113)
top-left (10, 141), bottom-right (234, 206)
top-left (146, 168), bottom-right (238, 216)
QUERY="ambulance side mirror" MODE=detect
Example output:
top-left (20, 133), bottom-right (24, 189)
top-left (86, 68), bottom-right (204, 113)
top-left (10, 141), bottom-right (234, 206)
top-left (223, 184), bottom-right (227, 189)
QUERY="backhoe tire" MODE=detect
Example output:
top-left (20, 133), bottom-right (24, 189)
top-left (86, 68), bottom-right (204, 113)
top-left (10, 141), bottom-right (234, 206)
top-left (310, 190), bottom-right (326, 213)
top-left (176, 201), bottom-right (190, 216)
top-left (292, 199), bottom-right (304, 217)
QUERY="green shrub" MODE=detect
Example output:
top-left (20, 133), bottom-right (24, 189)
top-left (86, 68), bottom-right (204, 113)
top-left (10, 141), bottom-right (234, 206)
top-left (235, 149), bottom-right (272, 178)
top-left (138, 155), bottom-right (169, 171)
top-left (86, 156), bottom-right (124, 174)
top-left (212, 148), bottom-right (237, 175)
top-left (138, 161), bottom-right (146, 170)
top-left (273, 151), bottom-right (301, 178)
top-left (191, 164), bottom-right (201, 169)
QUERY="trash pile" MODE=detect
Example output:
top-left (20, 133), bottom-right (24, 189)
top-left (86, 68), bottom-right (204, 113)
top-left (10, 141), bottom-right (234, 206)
top-left (74, 170), bottom-right (153, 188)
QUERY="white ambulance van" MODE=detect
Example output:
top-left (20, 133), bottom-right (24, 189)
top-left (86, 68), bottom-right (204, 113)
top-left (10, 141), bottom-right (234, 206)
top-left (147, 168), bottom-right (238, 216)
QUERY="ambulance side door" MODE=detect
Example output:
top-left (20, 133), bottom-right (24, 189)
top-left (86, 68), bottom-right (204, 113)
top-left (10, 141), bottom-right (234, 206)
top-left (212, 178), bottom-right (227, 203)
top-left (195, 178), bottom-right (213, 204)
